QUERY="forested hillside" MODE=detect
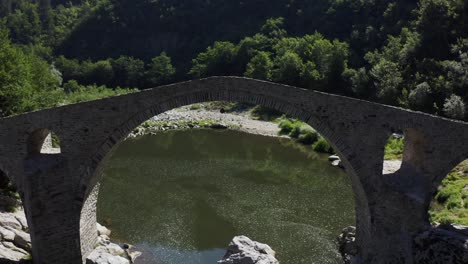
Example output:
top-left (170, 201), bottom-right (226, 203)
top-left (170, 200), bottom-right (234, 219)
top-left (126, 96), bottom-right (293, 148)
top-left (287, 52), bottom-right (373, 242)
top-left (0, 0), bottom-right (467, 120)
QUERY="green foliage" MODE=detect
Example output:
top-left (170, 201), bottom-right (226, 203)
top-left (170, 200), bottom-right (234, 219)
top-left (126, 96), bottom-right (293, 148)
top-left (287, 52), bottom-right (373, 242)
top-left (189, 41), bottom-right (240, 78)
top-left (430, 160), bottom-right (468, 225)
top-left (313, 137), bottom-right (334, 154)
top-left (111, 56), bottom-right (144, 87)
top-left (0, 26), bottom-right (62, 116)
top-left (443, 94), bottom-right (466, 119)
top-left (369, 59), bottom-right (402, 104)
top-left (384, 136), bottom-right (405, 160)
top-left (273, 51), bottom-right (304, 86)
top-left (62, 84), bottom-right (136, 104)
top-left (244, 51), bottom-right (273, 80)
top-left (278, 118), bottom-right (322, 147)
top-left (1, 0), bottom-right (468, 123)
top-left (146, 52), bottom-right (176, 87)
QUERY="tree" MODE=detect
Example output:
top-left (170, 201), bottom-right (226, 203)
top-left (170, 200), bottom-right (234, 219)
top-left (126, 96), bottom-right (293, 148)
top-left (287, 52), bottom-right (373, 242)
top-left (5, 1), bottom-right (42, 44)
top-left (189, 41), bottom-right (239, 78)
top-left (443, 94), bottom-right (465, 119)
top-left (261, 17), bottom-right (287, 40)
top-left (146, 52), bottom-right (176, 87)
top-left (0, 26), bottom-right (61, 116)
top-left (273, 51), bottom-right (304, 86)
top-left (369, 59), bottom-right (403, 104)
top-left (409, 82), bottom-right (433, 111)
top-left (111, 56), bottom-right (144, 87)
top-left (89, 60), bottom-right (114, 86)
top-left (244, 51), bottom-right (273, 80)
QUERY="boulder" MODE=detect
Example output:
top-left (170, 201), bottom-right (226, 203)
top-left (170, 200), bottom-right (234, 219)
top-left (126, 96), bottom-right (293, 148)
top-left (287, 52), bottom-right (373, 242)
top-left (218, 236), bottom-right (279, 264)
top-left (123, 244), bottom-right (142, 263)
top-left (0, 226), bottom-right (15, 241)
top-left (86, 249), bottom-right (129, 264)
top-left (2, 241), bottom-right (28, 255)
top-left (337, 226), bottom-right (357, 264)
top-left (0, 242), bottom-right (29, 262)
top-left (0, 212), bottom-right (22, 230)
top-left (331, 159), bottom-right (344, 169)
top-left (7, 227), bottom-right (31, 251)
top-left (97, 223), bottom-right (111, 237)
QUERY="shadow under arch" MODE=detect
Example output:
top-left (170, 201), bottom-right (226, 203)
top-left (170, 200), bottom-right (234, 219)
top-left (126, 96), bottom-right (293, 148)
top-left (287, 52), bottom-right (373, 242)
top-left (78, 77), bottom-right (370, 260)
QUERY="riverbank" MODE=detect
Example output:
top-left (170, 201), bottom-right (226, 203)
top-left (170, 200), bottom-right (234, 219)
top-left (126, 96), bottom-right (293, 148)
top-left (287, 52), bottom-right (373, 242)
top-left (128, 105), bottom-right (284, 139)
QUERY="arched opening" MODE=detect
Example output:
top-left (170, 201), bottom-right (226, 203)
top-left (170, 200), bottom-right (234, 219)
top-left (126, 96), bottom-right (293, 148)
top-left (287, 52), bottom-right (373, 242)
top-left (27, 129), bottom-right (61, 155)
top-left (80, 100), bottom-right (360, 264)
top-left (383, 129), bottom-right (428, 175)
top-left (383, 132), bottom-right (405, 174)
top-left (429, 159), bottom-right (468, 225)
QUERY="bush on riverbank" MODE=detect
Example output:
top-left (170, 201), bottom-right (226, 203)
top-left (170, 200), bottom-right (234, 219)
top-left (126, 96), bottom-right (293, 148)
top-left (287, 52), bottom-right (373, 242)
top-left (278, 118), bottom-right (334, 153)
top-left (430, 160), bottom-right (468, 225)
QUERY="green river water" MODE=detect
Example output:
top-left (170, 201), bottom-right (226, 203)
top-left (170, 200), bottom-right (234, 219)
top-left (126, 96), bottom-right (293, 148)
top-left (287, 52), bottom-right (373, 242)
top-left (97, 129), bottom-right (355, 264)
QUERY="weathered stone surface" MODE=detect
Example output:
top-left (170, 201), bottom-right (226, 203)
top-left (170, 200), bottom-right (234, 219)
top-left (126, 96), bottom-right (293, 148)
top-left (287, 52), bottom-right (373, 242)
top-left (218, 236), bottom-right (279, 264)
top-left (414, 224), bottom-right (468, 264)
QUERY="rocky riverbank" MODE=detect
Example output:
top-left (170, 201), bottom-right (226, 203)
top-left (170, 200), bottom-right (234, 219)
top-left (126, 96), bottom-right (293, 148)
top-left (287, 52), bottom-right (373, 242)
top-left (127, 106), bottom-right (284, 139)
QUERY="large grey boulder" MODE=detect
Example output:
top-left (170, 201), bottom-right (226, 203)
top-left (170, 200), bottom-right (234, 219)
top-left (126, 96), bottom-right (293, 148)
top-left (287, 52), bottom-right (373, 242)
top-left (86, 249), bottom-right (129, 264)
top-left (218, 236), bottom-right (279, 264)
top-left (0, 212), bottom-right (22, 230)
top-left (0, 242), bottom-right (29, 262)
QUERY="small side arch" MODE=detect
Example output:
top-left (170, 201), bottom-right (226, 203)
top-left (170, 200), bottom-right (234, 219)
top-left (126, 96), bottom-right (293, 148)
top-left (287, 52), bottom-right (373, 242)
top-left (27, 128), bottom-right (61, 155)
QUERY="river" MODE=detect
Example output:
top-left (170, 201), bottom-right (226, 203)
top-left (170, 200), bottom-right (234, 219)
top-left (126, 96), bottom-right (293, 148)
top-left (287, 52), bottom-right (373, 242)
top-left (97, 129), bottom-right (355, 264)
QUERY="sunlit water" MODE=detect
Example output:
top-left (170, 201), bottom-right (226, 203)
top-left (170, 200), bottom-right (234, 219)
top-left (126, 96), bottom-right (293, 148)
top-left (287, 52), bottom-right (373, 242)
top-left (97, 129), bottom-right (355, 264)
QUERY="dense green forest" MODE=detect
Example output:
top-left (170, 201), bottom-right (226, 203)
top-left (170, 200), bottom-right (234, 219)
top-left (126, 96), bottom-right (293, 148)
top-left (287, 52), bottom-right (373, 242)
top-left (0, 0), bottom-right (467, 120)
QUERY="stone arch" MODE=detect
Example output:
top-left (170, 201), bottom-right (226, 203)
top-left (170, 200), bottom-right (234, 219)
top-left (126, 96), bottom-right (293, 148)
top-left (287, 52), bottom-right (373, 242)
top-left (77, 78), bottom-right (370, 260)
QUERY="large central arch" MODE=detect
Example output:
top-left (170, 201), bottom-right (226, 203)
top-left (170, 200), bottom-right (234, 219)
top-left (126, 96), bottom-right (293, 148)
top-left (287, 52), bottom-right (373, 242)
top-left (78, 78), bottom-right (371, 262)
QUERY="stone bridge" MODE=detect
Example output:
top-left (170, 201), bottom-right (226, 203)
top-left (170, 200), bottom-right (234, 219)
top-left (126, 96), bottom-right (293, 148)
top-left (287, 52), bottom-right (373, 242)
top-left (0, 77), bottom-right (466, 264)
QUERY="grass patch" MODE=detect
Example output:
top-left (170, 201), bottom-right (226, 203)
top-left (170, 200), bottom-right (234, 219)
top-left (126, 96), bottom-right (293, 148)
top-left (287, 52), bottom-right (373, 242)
top-left (429, 160), bottom-right (468, 225)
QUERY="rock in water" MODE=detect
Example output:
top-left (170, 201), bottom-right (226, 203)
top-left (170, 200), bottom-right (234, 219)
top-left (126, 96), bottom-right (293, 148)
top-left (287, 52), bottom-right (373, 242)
top-left (86, 249), bottom-right (129, 264)
top-left (337, 226), bottom-right (357, 264)
top-left (218, 236), bottom-right (279, 264)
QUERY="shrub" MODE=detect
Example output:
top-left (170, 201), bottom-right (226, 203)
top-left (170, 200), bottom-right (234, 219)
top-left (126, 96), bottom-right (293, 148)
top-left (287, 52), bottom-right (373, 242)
top-left (443, 94), bottom-right (465, 120)
top-left (279, 119), bottom-right (294, 135)
top-left (313, 137), bottom-right (334, 153)
top-left (297, 130), bottom-right (319, 145)
top-left (289, 126), bottom-right (301, 138)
